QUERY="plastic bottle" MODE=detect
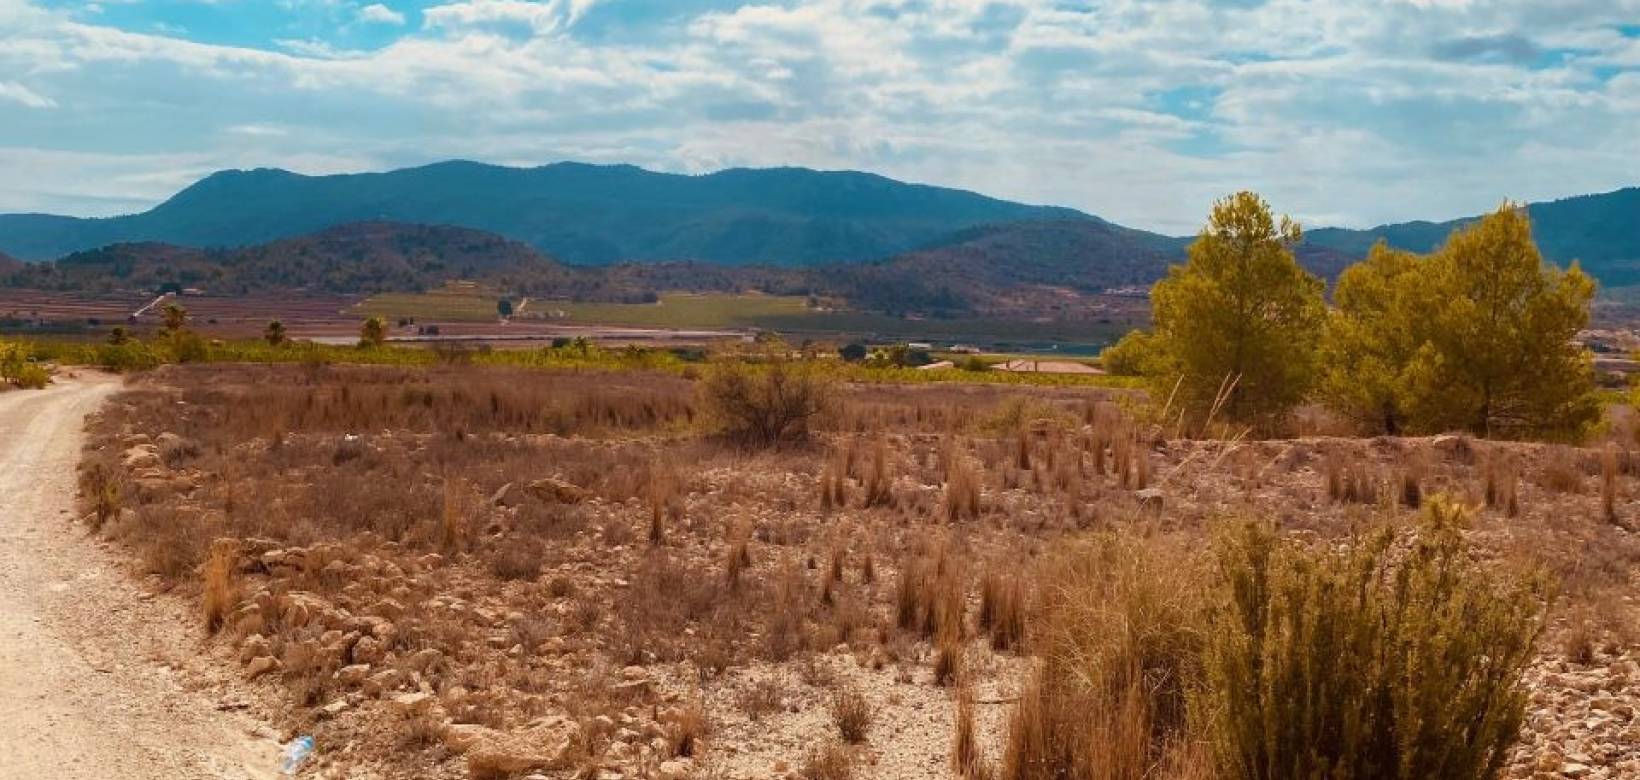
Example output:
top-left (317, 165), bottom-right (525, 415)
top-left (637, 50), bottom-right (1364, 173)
top-left (278, 735), bottom-right (315, 776)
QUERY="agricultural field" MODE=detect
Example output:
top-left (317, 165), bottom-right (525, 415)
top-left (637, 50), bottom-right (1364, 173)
top-left (65, 361), bottom-right (1640, 780)
top-left (355, 289), bottom-right (812, 329)
top-left (352, 288), bottom-right (1135, 351)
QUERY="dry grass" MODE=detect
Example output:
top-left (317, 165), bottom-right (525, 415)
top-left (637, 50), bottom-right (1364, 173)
top-left (830, 686), bottom-right (873, 744)
top-left (1323, 451), bottom-right (1378, 504)
top-left (1602, 445), bottom-right (1621, 526)
top-left (978, 572), bottom-right (1025, 652)
top-left (665, 699), bottom-right (710, 758)
top-left (952, 678), bottom-right (986, 779)
top-left (200, 538), bottom-right (240, 633)
top-left (1001, 532), bottom-right (1206, 780)
top-left (801, 742), bottom-right (855, 780)
top-left (1485, 449), bottom-right (1520, 517)
top-left (1538, 446), bottom-right (1586, 494)
top-left (943, 441), bottom-right (983, 522)
top-left (736, 679), bottom-right (784, 721)
top-left (73, 363), bottom-right (1627, 780)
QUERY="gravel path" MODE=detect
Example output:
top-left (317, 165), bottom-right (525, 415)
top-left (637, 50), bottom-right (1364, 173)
top-left (0, 373), bottom-right (283, 780)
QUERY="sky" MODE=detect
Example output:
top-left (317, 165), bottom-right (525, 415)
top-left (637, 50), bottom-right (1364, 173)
top-left (2, 0), bottom-right (1639, 234)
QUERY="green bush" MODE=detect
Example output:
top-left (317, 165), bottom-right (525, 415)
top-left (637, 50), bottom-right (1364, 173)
top-left (11, 362), bottom-right (50, 389)
top-left (1202, 500), bottom-right (1544, 780)
top-left (0, 341), bottom-right (50, 388)
top-left (96, 340), bottom-right (163, 372)
top-left (1098, 330), bottom-right (1157, 376)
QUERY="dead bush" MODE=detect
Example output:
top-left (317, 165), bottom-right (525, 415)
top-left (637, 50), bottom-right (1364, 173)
top-left (487, 540), bottom-right (543, 582)
top-left (737, 679), bottom-right (784, 721)
top-left (664, 699), bottom-right (709, 758)
top-left (1538, 447), bottom-right (1585, 494)
top-left (801, 742), bottom-right (855, 780)
top-left (700, 360), bottom-right (831, 447)
top-left (830, 687), bottom-right (873, 744)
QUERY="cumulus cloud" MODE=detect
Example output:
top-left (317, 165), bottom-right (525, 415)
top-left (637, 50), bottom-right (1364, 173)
top-left (356, 3), bottom-right (405, 26)
top-left (3, 0), bottom-right (1640, 230)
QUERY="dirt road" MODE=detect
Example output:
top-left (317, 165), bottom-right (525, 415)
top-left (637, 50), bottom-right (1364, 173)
top-left (0, 373), bottom-right (283, 779)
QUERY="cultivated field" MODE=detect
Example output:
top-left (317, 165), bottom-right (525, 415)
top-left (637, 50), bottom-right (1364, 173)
top-left (352, 289), bottom-right (1140, 351)
top-left (72, 362), bottom-right (1640, 780)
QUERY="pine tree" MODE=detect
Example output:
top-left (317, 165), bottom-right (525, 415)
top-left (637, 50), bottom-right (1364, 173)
top-left (1148, 191), bottom-right (1325, 431)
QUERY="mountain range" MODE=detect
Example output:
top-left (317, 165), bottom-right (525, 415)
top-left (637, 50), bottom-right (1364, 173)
top-left (1, 161), bottom-right (1636, 308)
top-left (0, 161), bottom-right (1081, 267)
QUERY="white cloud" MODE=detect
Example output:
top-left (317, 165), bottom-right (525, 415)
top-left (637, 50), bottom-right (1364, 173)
top-left (4, 0), bottom-right (1640, 231)
top-left (356, 3), bottom-right (405, 26)
top-left (423, 0), bottom-right (601, 34)
top-left (0, 81), bottom-right (56, 108)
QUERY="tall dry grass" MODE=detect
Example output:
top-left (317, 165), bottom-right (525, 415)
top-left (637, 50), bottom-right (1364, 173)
top-left (1001, 533), bottom-right (1208, 780)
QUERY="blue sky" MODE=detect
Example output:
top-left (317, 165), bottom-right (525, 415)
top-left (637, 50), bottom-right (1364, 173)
top-left (3, 0), bottom-right (1640, 233)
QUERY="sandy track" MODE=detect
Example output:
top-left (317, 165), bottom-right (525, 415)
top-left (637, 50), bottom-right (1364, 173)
top-left (0, 373), bottom-right (282, 780)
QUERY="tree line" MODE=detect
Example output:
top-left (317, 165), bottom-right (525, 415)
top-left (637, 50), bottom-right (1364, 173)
top-left (1103, 191), bottom-right (1599, 440)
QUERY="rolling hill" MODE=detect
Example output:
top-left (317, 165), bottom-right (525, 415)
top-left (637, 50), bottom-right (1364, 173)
top-left (0, 216), bottom-right (1415, 318)
top-left (0, 222), bottom-right (592, 297)
top-left (0, 161), bottom-right (1086, 266)
top-left (1305, 187), bottom-right (1640, 285)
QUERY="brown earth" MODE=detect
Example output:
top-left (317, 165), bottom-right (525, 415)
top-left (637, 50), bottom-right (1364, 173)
top-left (49, 364), bottom-right (1640, 779)
top-left (0, 373), bottom-right (287, 780)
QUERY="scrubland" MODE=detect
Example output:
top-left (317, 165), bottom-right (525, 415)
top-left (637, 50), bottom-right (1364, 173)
top-left (74, 361), bottom-right (1640, 780)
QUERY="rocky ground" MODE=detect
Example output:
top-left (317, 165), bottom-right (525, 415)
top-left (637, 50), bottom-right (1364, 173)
top-left (72, 364), bottom-right (1640, 779)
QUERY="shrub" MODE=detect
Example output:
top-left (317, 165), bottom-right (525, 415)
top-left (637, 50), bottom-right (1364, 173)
top-left (830, 687), bottom-right (873, 744)
top-left (700, 360), bottom-right (831, 447)
top-left (10, 361), bottom-right (49, 389)
top-left (487, 541), bottom-right (543, 581)
top-left (1098, 330), bottom-right (1156, 377)
top-left (0, 341), bottom-right (49, 388)
top-left (87, 466), bottom-right (122, 531)
top-left (1200, 500), bottom-right (1544, 780)
top-left (96, 340), bottom-right (162, 372)
top-left (802, 742), bottom-right (855, 780)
